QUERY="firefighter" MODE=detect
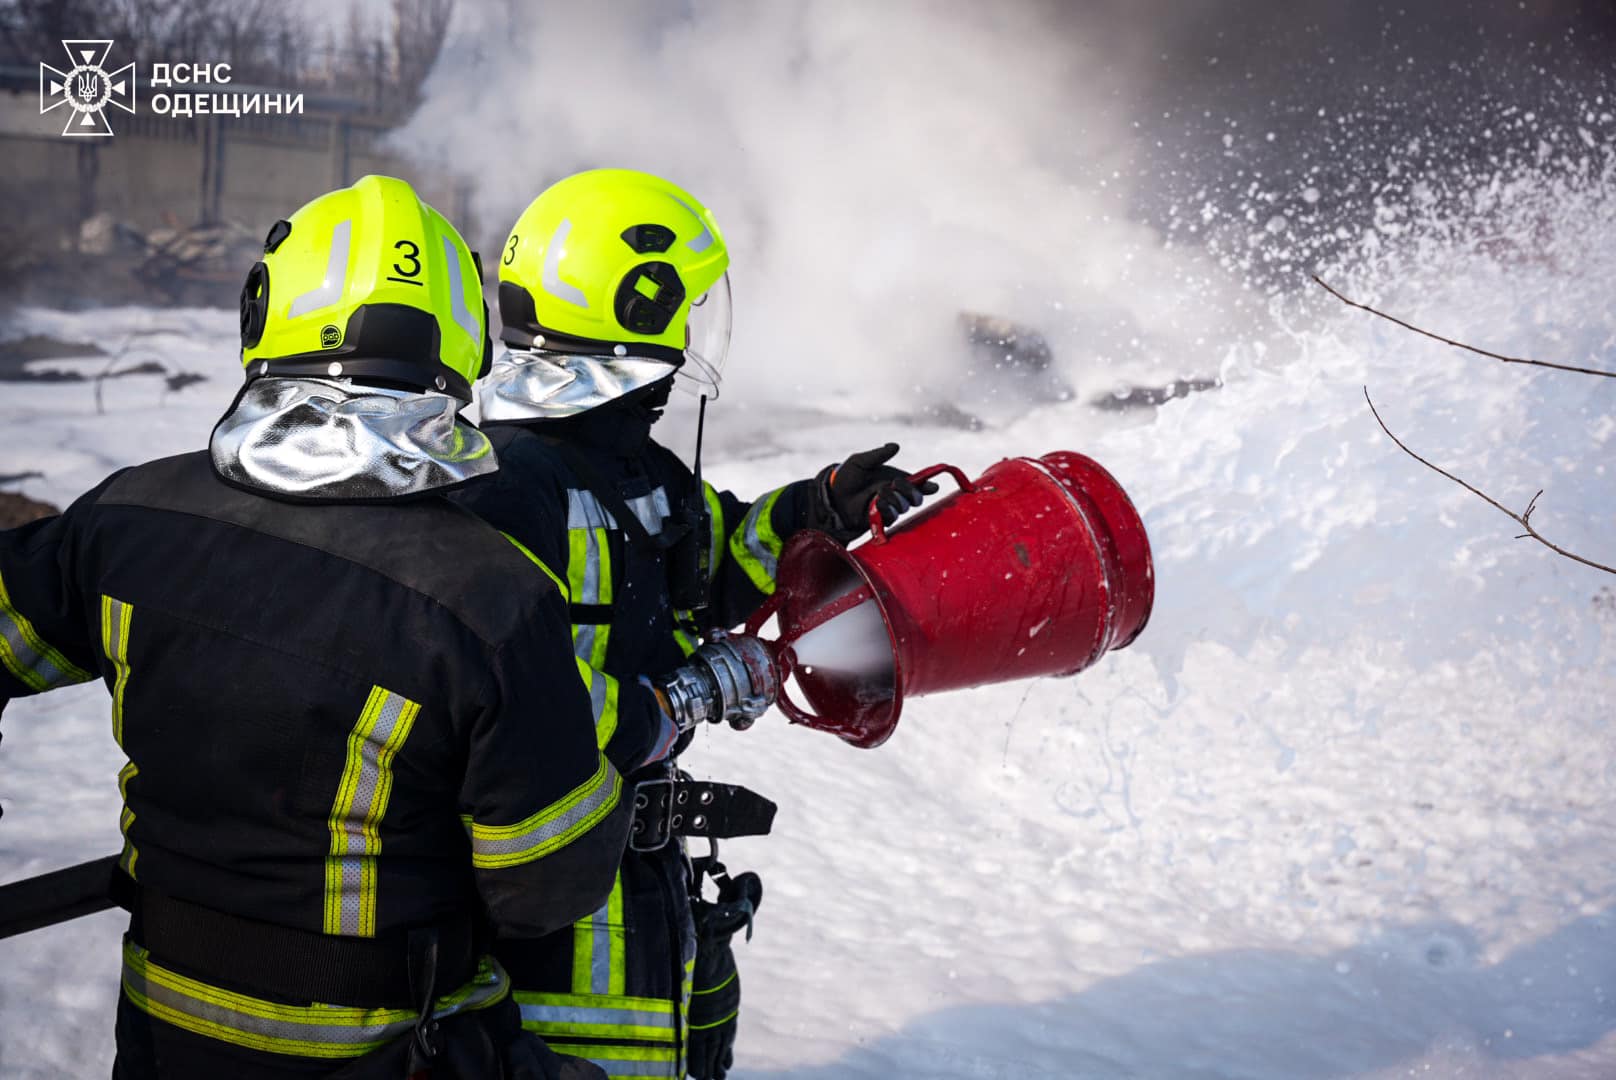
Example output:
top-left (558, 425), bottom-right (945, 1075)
top-left (0, 175), bottom-right (629, 1080)
top-left (454, 168), bottom-right (934, 1080)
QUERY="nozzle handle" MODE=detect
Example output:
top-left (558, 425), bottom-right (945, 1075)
top-left (868, 463), bottom-right (975, 544)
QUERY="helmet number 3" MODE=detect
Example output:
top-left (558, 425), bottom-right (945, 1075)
top-left (503, 233), bottom-right (519, 266)
top-left (387, 239), bottom-right (423, 286)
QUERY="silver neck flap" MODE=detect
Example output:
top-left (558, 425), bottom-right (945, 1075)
top-left (210, 377), bottom-right (496, 501)
top-left (478, 348), bottom-right (678, 422)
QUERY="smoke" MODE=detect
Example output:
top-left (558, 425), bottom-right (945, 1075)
top-left (395, 0), bottom-right (1249, 408)
top-left (394, 0), bottom-right (1616, 410)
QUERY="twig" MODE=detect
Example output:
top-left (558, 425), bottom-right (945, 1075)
top-left (1364, 387), bottom-right (1615, 577)
top-left (1315, 276), bottom-right (1616, 379)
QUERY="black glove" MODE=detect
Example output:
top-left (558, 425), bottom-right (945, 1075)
top-left (813, 443), bottom-right (938, 542)
top-left (687, 871), bottom-right (763, 1080)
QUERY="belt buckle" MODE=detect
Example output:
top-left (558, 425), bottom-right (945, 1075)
top-left (630, 777), bottom-right (674, 852)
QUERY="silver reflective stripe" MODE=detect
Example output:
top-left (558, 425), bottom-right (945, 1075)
top-left (565, 487), bottom-right (669, 537)
top-left (518, 1002), bottom-right (674, 1031)
top-left (668, 194), bottom-right (713, 253)
top-left (579, 658), bottom-right (609, 721)
top-left (740, 501), bottom-right (779, 581)
top-left (0, 572), bottom-right (91, 693)
top-left (469, 766), bottom-right (619, 860)
top-left (123, 947), bottom-right (508, 1057)
top-left (589, 904), bottom-right (612, 994)
top-left (568, 489), bottom-right (611, 530)
top-left (441, 234), bottom-right (480, 344)
top-left (0, 610), bottom-right (73, 690)
top-left (339, 694), bottom-right (410, 846)
top-left (288, 219), bottom-right (352, 318)
top-left (131, 965), bottom-right (414, 1049)
top-left (104, 598), bottom-right (129, 662)
top-left (543, 219), bottom-right (589, 308)
top-left (328, 692), bottom-right (412, 936)
top-left (574, 622), bottom-right (599, 665)
top-left (624, 488), bottom-right (671, 536)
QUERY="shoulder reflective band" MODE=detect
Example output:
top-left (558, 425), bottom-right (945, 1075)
top-left (0, 570), bottom-right (93, 693)
top-left (121, 942), bottom-right (508, 1059)
top-left (729, 487), bottom-right (786, 595)
top-left (571, 871), bottom-right (626, 996)
top-left (324, 686), bottom-right (420, 937)
top-left (467, 755), bottom-right (622, 870)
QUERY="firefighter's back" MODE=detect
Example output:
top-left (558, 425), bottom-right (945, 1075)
top-left (95, 450), bottom-right (522, 935)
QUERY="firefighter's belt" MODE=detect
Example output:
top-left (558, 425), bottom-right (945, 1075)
top-left (123, 878), bottom-right (481, 1008)
top-left (630, 779), bottom-right (776, 853)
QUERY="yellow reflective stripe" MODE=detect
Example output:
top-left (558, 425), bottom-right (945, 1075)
top-left (568, 528), bottom-right (591, 601)
top-left (679, 953), bottom-right (695, 1076)
top-left (728, 487), bottom-right (786, 595)
top-left (468, 755), bottom-right (622, 869)
top-left (670, 614), bottom-right (697, 659)
top-left (702, 482), bottom-right (725, 578)
top-left (688, 1008), bottom-right (738, 1031)
top-left (568, 525), bottom-right (612, 606)
top-left (501, 532), bottom-right (568, 597)
top-left (595, 527), bottom-right (613, 604)
top-left (323, 686), bottom-right (419, 936)
top-left (100, 595), bottom-right (134, 745)
top-left (573, 619), bottom-right (610, 671)
top-left (692, 969), bottom-right (737, 996)
top-left (542, 1041), bottom-right (680, 1078)
top-left (118, 759), bottom-right (140, 878)
top-left (122, 942), bottom-right (508, 1059)
top-left (0, 569), bottom-right (92, 693)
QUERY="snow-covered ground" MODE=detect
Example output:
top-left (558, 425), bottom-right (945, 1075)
top-left (4, 156), bottom-right (1616, 1080)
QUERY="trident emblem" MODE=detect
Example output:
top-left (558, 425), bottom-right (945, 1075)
top-left (39, 39), bottom-right (136, 137)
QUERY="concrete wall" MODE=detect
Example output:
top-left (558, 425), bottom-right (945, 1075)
top-left (0, 87), bottom-right (469, 247)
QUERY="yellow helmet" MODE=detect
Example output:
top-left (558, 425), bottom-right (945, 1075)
top-left (496, 168), bottom-right (731, 390)
top-left (239, 174), bottom-right (490, 402)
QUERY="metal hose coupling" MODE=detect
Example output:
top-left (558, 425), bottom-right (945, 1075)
top-left (657, 630), bottom-right (780, 732)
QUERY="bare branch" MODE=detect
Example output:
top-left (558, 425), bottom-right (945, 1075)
top-left (1316, 276), bottom-right (1616, 379)
top-left (1363, 387), bottom-right (1616, 577)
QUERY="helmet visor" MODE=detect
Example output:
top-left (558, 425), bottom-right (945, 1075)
top-left (680, 273), bottom-right (731, 398)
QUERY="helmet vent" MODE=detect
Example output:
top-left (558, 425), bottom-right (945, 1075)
top-left (621, 224), bottom-right (675, 254)
top-left (263, 219), bottom-right (292, 253)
